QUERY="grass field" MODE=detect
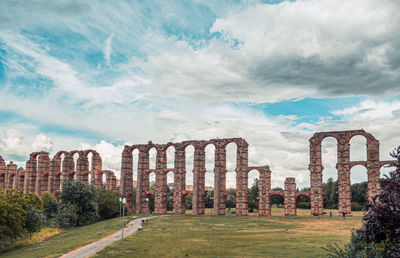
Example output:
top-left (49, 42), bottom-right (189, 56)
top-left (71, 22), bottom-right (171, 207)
top-left (0, 215), bottom-right (137, 258)
top-left (95, 208), bottom-right (363, 258)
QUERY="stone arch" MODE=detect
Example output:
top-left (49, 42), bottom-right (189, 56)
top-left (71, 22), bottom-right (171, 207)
top-left (0, 155), bottom-right (6, 191)
top-left (269, 191), bottom-right (285, 215)
top-left (349, 135), bottom-right (367, 161)
top-left (295, 192), bottom-right (311, 211)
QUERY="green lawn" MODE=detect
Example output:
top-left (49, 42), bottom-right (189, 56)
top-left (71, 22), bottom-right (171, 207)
top-left (95, 208), bottom-right (363, 258)
top-left (0, 215), bottom-right (137, 258)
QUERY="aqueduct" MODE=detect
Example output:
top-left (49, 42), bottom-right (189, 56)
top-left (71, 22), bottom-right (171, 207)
top-left (0, 129), bottom-right (398, 216)
top-left (0, 149), bottom-right (117, 196)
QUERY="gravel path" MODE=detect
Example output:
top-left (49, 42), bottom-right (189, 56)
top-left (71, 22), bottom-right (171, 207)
top-left (60, 216), bottom-right (159, 258)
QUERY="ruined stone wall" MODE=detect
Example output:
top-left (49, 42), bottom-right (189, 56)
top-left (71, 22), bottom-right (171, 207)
top-left (309, 129), bottom-right (396, 216)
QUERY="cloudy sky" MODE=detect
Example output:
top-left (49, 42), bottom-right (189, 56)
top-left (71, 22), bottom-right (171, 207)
top-left (0, 0), bottom-right (399, 189)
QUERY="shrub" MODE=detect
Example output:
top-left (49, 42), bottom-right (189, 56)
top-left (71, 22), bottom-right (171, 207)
top-left (297, 201), bottom-right (311, 209)
top-left (350, 202), bottom-right (363, 211)
top-left (56, 203), bottom-right (78, 228)
top-left (24, 206), bottom-right (44, 239)
top-left (42, 192), bottom-right (57, 220)
top-left (59, 181), bottom-right (98, 226)
top-left (97, 189), bottom-right (120, 220)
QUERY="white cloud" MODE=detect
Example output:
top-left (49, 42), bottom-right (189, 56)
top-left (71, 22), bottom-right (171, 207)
top-left (104, 32), bottom-right (114, 67)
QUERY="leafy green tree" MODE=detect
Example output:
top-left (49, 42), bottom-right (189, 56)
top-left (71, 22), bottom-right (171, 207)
top-left (323, 178), bottom-right (338, 209)
top-left (0, 190), bottom-right (26, 247)
top-left (185, 194), bottom-right (192, 210)
top-left (248, 178), bottom-right (259, 202)
top-left (56, 203), bottom-right (78, 228)
top-left (42, 192), bottom-right (57, 220)
top-left (97, 189), bottom-right (120, 220)
top-left (351, 182), bottom-right (367, 205)
top-left (24, 205), bottom-right (44, 239)
top-left (23, 192), bottom-right (43, 210)
top-left (59, 181), bottom-right (98, 226)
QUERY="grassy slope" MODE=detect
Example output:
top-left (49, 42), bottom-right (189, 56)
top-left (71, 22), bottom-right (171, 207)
top-left (95, 208), bottom-right (363, 258)
top-left (1, 216), bottom-right (137, 258)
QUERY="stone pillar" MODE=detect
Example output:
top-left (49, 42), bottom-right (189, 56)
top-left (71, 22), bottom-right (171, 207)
top-left (192, 145), bottom-right (206, 215)
top-left (7, 162), bottom-right (17, 190)
top-left (36, 153), bottom-right (50, 195)
top-left (49, 157), bottom-right (61, 193)
top-left (155, 146), bottom-right (167, 214)
top-left (76, 152), bottom-right (87, 183)
top-left (235, 139), bottom-right (249, 216)
top-left (25, 154), bottom-right (37, 193)
top-left (337, 139), bottom-right (351, 216)
top-left (366, 139), bottom-right (381, 200)
top-left (120, 147), bottom-right (134, 213)
top-left (258, 166), bottom-right (271, 216)
top-left (62, 155), bottom-right (74, 185)
top-left (174, 144), bottom-right (186, 214)
top-left (0, 156), bottom-right (6, 192)
top-left (17, 168), bottom-right (25, 191)
top-left (136, 146), bottom-right (150, 213)
top-left (213, 142), bottom-right (227, 215)
top-left (284, 177), bottom-right (296, 216)
top-left (309, 136), bottom-right (324, 216)
top-left (92, 152), bottom-right (102, 185)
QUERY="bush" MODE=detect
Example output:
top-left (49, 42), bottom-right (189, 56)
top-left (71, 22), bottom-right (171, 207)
top-left (56, 203), bottom-right (79, 228)
top-left (97, 189), bottom-right (120, 220)
top-left (25, 206), bottom-right (44, 239)
top-left (59, 181), bottom-right (98, 226)
top-left (351, 202), bottom-right (363, 211)
top-left (297, 201), bottom-right (311, 209)
top-left (248, 200), bottom-right (258, 212)
top-left (42, 192), bottom-right (57, 220)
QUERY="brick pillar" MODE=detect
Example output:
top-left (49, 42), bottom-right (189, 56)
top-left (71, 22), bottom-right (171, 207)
top-left (366, 139), bottom-right (381, 200)
top-left (76, 152), bottom-right (87, 183)
top-left (214, 142), bottom-right (227, 215)
top-left (36, 153), bottom-right (50, 195)
top-left (174, 144), bottom-right (186, 214)
top-left (25, 154), bottom-right (37, 193)
top-left (49, 157), bottom-right (60, 193)
top-left (337, 139), bottom-right (351, 216)
top-left (235, 139), bottom-right (249, 216)
top-left (309, 136), bottom-right (323, 216)
top-left (136, 146), bottom-right (150, 213)
top-left (62, 155), bottom-right (74, 186)
top-left (155, 146), bottom-right (167, 214)
top-left (258, 166), bottom-right (271, 216)
top-left (111, 173), bottom-right (117, 191)
top-left (284, 177), bottom-right (296, 216)
top-left (92, 152), bottom-right (102, 185)
top-left (192, 145), bottom-right (206, 215)
top-left (0, 156), bottom-right (6, 192)
top-left (121, 147), bottom-right (133, 213)
top-left (7, 162), bottom-right (17, 190)
top-left (17, 168), bottom-right (25, 191)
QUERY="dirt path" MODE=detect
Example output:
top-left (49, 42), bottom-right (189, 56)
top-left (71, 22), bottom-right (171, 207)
top-left (60, 216), bottom-right (160, 258)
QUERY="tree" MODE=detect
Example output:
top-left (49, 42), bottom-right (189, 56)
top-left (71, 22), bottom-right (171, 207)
top-left (359, 146), bottom-right (400, 256)
top-left (25, 205), bottom-right (44, 239)
top-left (42, 192), bottom-right (57, 220)
top-left (0, 190), bottom-right (26, 247)
top-left (59, 181), bottom-right (98, 226)
top-left (23, 192), bottom-right (43, 210)
top-left (97, 189), bottom-right (120, 220)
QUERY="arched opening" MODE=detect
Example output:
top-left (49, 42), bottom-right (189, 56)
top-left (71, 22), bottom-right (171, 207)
top-left (321, 137), bottom-right (338, 211)
top-left (0, 173), bottom-right (5, 190)
top-left (72, 153), bottom-right (79, 181)
top-left (149, 171), bottom-right (156, 188)
top-left (148, 171), bottom-right (156, 212)
top-left (225, 142), bottom-right (237, 214)
top-left (87, 152), bottom-right (93, 184)
top-left (102, 173), bottom-right (107, 186)
top-left (204, 144), bottom-right (215, 214)
top-left (321, 137), bottom-right (338, 183)
top-left (350, 165), bottom-right (367, 211)
top-left (185, 145), bottom-right (194, 190)
top-left (270, 193), bottom-right (284, 216)
top-left (248, 169), bottom-right (260, 215)
top-left (185, 193), bottom-right (193, 214)
top-left (296, 194), bottom-right (311, 210)
top-left (350, 135), bottom-right (367, 161)
top-left (149, 147), bottom-right (157, 170)
top-left (132, 148), bottom-right (139, 210)
top-left (167, 171), bottom-right (174, 212)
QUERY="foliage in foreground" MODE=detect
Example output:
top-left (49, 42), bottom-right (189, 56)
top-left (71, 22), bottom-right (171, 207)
top-left (325, 146), bottom-right (400, 257)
